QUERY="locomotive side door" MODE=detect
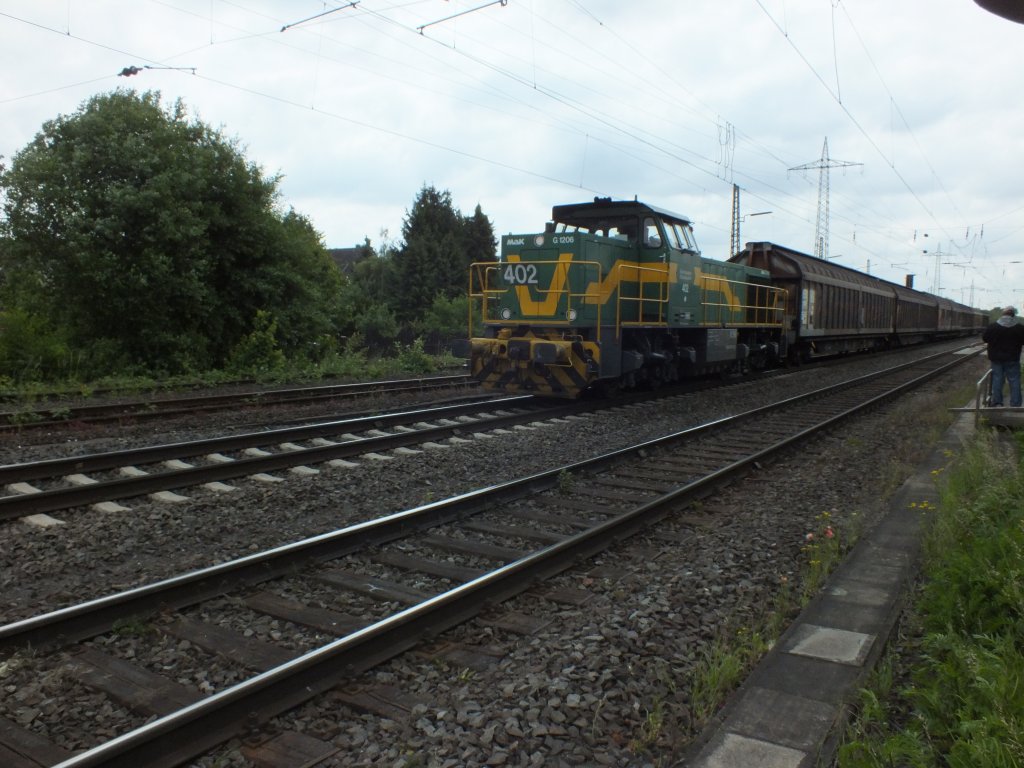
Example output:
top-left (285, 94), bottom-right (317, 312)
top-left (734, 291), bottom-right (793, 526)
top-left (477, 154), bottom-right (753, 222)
top-left (660, 218), bottom-right (701, 327)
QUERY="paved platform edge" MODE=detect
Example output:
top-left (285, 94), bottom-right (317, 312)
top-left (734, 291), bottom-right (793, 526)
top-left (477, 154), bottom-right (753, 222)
top-left (677, 409), bottom-right (978, 768)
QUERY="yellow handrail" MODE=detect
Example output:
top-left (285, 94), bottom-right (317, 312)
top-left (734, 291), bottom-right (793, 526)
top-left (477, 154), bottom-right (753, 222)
top-left (468, 261), bottom-right (788, 337)
top-left (700, 275), bottom-right (787, 327)
top-left (614, 262), bottom-right (670, 338)
top-left (468, 260), bottom-right (603, 332)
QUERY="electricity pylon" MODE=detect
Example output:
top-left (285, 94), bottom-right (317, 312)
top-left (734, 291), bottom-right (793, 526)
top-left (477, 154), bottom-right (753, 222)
top-left (789, 138), bottom-right (861, 260)
top-left (730, 184), bottom-right (741, 257)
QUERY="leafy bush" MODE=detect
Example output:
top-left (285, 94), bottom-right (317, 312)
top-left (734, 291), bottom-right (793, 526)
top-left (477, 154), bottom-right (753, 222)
top-left (416, 293), bottom-right (480, 354)
top-left (0, 90), bottom-right (343, 377)
top-left (225, 311), bottom-right (286, 374)
top-left (396, 338), bottom-right (436, 374)
top-left (357, 303), bottom-right (400, 354)
top-left (0, 309), bottom-right (72, 382)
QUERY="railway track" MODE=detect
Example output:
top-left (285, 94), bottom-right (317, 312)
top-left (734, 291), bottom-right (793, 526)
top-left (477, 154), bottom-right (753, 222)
top-left (0, 394), bottom-right (588, 523)
top-left (0, 340), bottom-right (973, 436)
top-left (0, 345), bottom-right (980, 767)
top-left (0, 374), bottom-right (477, 432)
top-left (0, 340), bottom-right (980, 525)
top-left (0, 367), bottom-right (844, 524)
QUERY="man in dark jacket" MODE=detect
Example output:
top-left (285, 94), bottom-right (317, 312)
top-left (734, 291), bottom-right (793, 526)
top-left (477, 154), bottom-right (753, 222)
top-left (982, 306), bottom-right (1024, 407)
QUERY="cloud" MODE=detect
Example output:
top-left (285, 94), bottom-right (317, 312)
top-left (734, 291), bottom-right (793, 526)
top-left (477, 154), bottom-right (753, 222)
top-left (1, 0), bottom-right (1022, 305)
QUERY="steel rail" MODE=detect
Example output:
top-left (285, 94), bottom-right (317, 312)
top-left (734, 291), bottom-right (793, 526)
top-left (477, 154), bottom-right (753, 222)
top-left (3, 341), bottom-right (973, 486)
top-left (0, 352), bottom-right (844, 520)
top-left (1, 340), bottom-right (975, 432)
top-left (0, 396), bottom-right (570, 521)
top-left (46, 345), bottom-right (980, 768)
top-left (0, 374), bottom-right (476, 431)
top-left (0, 394), bottom-right (532, 486)
top-left (0, 346), bottom-right (978, 652)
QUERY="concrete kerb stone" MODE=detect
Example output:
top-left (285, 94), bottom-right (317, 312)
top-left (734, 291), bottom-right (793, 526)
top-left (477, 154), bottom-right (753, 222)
top-left (679, 409), bottom-right (976, 768)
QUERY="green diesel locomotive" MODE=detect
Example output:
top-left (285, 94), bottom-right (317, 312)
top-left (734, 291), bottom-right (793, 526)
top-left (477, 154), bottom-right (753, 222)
top-left (465, 198), bottom-right (787, 397)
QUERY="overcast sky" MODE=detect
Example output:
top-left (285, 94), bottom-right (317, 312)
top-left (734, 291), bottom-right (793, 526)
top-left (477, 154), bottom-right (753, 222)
top-left (2, 0), bottom-right (1022, 309)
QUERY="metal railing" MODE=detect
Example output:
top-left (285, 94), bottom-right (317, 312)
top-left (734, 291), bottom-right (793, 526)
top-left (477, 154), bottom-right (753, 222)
top-left (468, 261), bottom-right (788, 339)
top-left (964, 365), bottom-right (1024, 428)
top-left (468, 260), bottom-right (603, 330)
top-left (700, 275), bottom-right (787, 327)
top-left (615, 261), bottom-right (671, 336)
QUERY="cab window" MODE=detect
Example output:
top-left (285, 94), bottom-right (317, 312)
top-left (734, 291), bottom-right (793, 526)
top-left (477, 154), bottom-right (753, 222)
top-left (643, 217), bottom-right (663, 248)
top-left (606, 219), bottom-right (638, 241)
top-left (672, 223), bottom-right (696, 251)
top-left (661, 224), bottom-right (682, 250)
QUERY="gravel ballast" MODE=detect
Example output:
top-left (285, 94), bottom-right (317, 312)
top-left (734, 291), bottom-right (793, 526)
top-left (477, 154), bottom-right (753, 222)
top-left (0, 343), bottom-right (986, 764)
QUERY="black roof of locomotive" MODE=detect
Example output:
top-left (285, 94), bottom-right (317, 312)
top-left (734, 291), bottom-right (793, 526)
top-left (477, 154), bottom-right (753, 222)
top-left (551, 198), bottom-right (693, 227)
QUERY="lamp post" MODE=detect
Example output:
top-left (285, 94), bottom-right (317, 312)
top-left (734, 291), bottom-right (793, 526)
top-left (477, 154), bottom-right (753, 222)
top-left (942, 261), bottom-right (968, 303)
top-left (736, 211), bottom-right (772, 256)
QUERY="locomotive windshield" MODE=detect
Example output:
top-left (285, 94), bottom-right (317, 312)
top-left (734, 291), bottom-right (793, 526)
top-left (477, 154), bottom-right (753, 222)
top-left (668, 221), bottom-right (697, 251)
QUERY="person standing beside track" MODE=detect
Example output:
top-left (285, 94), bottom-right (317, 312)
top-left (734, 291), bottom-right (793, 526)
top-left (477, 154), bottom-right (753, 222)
top-left (982, 306), bottom-right (1024, 407)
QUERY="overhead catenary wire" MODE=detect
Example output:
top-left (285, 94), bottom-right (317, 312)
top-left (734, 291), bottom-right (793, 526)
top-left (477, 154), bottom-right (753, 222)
top-left (0, 8), bottom-right (602, 194)
top-left (750, 0), bottom-right (1005, 294)
top-left (0, 3), bottom-right (934, 277)
top-left (280, 2), bottom-right (360, 33)
top-left (0, 2), bottom-right (962, 246)
top-left (416, 0), bottom-right (507, 34)
top-left (0, 1), bottom-right (1015, 302)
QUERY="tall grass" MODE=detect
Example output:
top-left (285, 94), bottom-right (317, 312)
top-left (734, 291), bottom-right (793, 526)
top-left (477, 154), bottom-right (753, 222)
top-left (0, 343), bottom-right (463, 402)
top-left (839, 432), bottom-right (1024, 767)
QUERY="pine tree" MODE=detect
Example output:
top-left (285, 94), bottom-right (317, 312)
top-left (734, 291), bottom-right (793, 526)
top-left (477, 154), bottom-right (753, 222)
top-left (394, 185), bottom-right (465, 323)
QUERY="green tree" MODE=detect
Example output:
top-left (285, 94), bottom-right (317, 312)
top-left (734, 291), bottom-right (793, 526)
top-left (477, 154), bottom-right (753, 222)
top-left (416, 293), bottom-right (478, 354)
top-left (394, 185), bottom-right (465, 323)
top-left (392, 186), bottom-right (496, 326)
top-left (0, 89), bottom-right (342, 375)
top-left (243, 210), bottom-right (344, 361)
top-left (348, 246), bottom-right (398, 310)
top-left (356, 302), bottom-right (400, 352)
top-left (225, 309), bottom-right (286, 374)
top-left (461, 203), bottom-right (497, 267)
top-left (338, 237), bottom-right (398, 349)
top-left (0, 307), bottom-right (73, 382)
